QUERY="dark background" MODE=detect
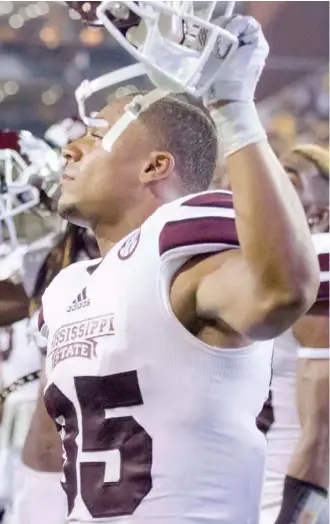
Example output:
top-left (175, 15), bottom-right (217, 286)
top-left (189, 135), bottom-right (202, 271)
top-left (0, 1), bottom-right (328, 135)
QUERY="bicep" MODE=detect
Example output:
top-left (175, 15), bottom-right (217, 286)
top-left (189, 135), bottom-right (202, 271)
top-left (196, 249), bottom-right (301, 340)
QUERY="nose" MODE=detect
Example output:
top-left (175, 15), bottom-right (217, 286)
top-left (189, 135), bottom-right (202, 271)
top-left (61, 143), bottom-right (82, 163)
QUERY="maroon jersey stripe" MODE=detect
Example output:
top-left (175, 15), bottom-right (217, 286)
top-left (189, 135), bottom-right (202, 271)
top-left (182, 192), bottom-right (233, 209)
top-left (38, 307), bottom-right (45, 332)
top-left (317, 253), bottom-right (329, 302)
top-left (159, 216), bottom-right (238, 256)
top-left (317, 280), bottom-right (329, 302)
top-left (319, 253), bottom-right (329, 273)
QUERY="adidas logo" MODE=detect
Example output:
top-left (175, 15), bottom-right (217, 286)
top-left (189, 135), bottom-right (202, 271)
top-left (67, 287), bottom-right (90, 313)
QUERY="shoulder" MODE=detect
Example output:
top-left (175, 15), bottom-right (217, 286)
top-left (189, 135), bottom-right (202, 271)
top-left (42, 258), bottom-right (101, 305)
top-left (39, 257), bottom-right (101, 338)
top-left (155, 190), bottom-right (238, 259)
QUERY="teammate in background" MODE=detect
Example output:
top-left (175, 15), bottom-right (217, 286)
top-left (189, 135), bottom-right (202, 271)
top-left (0, 226), bottom-right (99, 524)
top-left (0, 127), bottom-right (63, 523)
top-left (258, 144), bottom-right (329, 524)
top-left (0, 263), bottom-right (41, 520)
top-left (39, 12), bottom-right (318, 524)
top-left (0, 121), bottom-right (99, 524)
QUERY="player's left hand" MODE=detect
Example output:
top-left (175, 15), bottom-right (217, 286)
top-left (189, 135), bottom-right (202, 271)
top-left (204, 15), bottom-right (269, 104)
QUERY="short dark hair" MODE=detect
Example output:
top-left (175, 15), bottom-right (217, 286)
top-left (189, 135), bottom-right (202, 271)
top-left (139, 92), bottom-right (218, 193)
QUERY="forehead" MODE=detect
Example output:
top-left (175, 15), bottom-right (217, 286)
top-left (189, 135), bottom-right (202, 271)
top-left (98, 97), bottom-right (133, 127)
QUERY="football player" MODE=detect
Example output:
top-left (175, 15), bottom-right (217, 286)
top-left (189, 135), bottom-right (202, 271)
top-left (38, 4), bottom-right (318, 524)
top-left (0, 128), bottom-right (63, 522)
top-left (259, 145), bottom-right (329, 524)
top-left (0, 227), bottom-right (99, 524)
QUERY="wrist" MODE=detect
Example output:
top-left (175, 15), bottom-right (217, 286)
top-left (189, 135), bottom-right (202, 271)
top-left (275, 475), bottom-right (328, 524)
top-left (210, 100), bottom-right (267, 158)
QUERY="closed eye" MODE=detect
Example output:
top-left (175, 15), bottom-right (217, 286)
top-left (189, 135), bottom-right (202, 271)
top-left (91, 133), bottom-right (103, 142)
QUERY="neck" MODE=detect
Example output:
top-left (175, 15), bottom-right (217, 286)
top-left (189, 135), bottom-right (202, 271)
top-left (93, 195), bottom-right (161, 257)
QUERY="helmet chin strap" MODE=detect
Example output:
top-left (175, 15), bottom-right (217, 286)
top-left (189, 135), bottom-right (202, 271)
top-left (102, 88), bottom-right (170, 152)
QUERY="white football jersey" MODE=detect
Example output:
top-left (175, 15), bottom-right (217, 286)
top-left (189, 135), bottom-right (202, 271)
top-left (260, 232), bottom-right (330, 511)
top-left (41, 191), bottom-right (273, 524)
top-left (0, 318), bottom-right (41, 505)
top-left (0, 319), bottom-right (40, 402)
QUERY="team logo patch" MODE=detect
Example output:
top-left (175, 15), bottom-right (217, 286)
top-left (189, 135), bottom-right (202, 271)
top-left (49, 314), bottom-right (114, 369)
top-left (118, 229), bottom-right (141, 260)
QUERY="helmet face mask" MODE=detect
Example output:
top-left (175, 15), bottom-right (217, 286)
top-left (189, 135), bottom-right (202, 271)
top-left (72, 1), bottom-right (237, 152)
top-left (96, 1), bottom-right (237, 95)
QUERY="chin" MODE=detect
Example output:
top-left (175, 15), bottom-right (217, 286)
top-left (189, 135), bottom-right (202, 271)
top-left (57, 199), bottom-right (89, 228)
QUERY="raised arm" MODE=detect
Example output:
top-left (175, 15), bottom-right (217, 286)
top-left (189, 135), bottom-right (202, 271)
top-left (196, 141), bottom-right (319, 340)
top-left (195, 16), bottom-right (319, 340)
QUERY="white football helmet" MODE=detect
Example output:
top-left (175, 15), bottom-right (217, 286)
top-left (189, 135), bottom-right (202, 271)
top-left (69, 1), bottom-right (237, 151)
top-left (0, 241), bottom-right (27, 283)
top-left (0, 130), bottom-right (62, 188)
top-left (0, 129), bottom-right (65, 249)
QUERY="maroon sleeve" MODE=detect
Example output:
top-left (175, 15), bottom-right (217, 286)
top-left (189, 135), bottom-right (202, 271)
top-left (159, 192), bottom-right (238, 256)
top-left (159, 216), bottom-right (238, 256)
top-left (181, 191), bottom-right (234, 209)
top-left (317, 252), bottom-right (329, 302)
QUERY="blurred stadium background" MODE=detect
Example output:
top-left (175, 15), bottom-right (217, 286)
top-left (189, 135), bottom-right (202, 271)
top-left (0, 1), bottom-right (328, 148)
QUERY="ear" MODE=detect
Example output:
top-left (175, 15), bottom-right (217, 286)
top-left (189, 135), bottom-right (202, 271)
top-left (138, 151), bottom-right (175, 184)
